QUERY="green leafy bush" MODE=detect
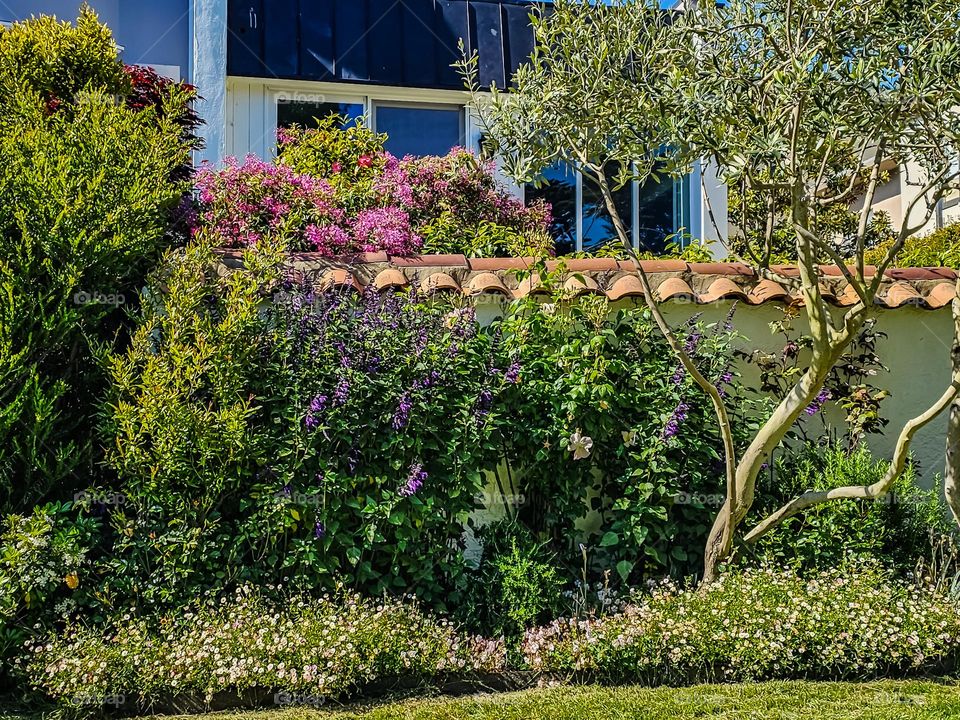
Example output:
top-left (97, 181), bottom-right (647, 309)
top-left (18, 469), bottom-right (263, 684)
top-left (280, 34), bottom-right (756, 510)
top-left (461, 521), bottom-right (564, 642)
top-left (22, 586), bottom-right (505, 713)
top-left (0, 9), bottom-right (196, 514)
top-left (750, 444), bottom-right (949, 573)
top-left (521, 564), bottom-right (960, 682)
top-left (0, 6), bottom-right (128, 115)
top-left (492, 277), bottom-right (743, 583)
top-left (864, 221), bottom-right (960, 269)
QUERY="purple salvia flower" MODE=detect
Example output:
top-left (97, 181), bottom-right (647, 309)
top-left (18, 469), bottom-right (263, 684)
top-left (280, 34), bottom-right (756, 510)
top-left (333, 377), bottom-right (350, 406)
top-left (671, 365), bottom-right (686, 386)
top-left (663, 401), bottom-right (690, 440)
top-left (392, 391), bottom-right (413, 430)
top-left (400, 462), bottom-right (428, 497)
top-left (805, 388), bottom-right (832, 416)
top-left (314, 521), bottom-right (325, 539)
top-left (505, 358), bottom-right (521, 384)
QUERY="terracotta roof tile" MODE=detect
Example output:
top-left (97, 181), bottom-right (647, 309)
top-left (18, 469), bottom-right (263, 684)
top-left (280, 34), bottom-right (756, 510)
top-left (748, 279), bottom-right (791, 305)
top-left (420, 272), bottom-right (460, 294)
top-left (563, 274), bottom-right (603, 297)
top-left (657, 277), bottom-right (697, 302)
top-left (215, 253), bottom-right (956, 311)
top-left (926, 281), bottom-right (957, 309)
top-left (607, 274), bottom-right (647, 301)
top-left (699, 278), bottom-right (751, 304)
top-left (320, 268), bottom-right (362, 292)
top-left (467, 272), bottom-right (512, 296)
top-left (390, 254), bottom-right (468, 268)
top-left (373, 268), bottom-right (409, 291)
top-left (880, 283), bottom-right (924, 308)
top-left (516, 274), bottom-right (547, 298)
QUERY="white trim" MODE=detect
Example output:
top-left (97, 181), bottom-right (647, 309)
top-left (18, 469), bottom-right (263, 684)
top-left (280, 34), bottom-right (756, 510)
top-left (227, 76), bottom-right (480, 161)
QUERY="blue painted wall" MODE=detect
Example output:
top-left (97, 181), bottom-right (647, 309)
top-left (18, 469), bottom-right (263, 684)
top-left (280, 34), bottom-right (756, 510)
top-left (1, 1), bottom-right (190, 71)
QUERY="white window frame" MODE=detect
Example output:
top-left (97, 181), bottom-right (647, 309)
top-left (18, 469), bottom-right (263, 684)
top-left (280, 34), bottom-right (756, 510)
top-left (259, 79), bottom-right (474, 159)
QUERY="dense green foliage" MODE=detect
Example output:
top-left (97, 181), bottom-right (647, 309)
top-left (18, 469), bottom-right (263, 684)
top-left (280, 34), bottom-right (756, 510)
top-left (0, 9), bottom-right (197, 514)
top-left (751, 446), bottom-right (949, 572)
top-left (865, 222), bottom-right (960, 269)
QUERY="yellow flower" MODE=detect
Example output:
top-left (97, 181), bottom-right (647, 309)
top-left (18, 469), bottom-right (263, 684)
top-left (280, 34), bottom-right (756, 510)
top-left (64, 572), bottom-right (79, 590)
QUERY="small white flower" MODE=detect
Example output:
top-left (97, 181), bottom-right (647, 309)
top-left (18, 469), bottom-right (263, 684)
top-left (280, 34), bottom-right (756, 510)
top-left (541, 302), bottom-right (557, 316)
top-left (621, 430), bottom-right (638, 447)
top-left (567, 429), bottom-right (594, 460)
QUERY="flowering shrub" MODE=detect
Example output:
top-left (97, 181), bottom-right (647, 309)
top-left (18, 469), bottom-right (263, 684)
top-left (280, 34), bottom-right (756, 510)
top-left (22, 586), bottom-right (505, 712)
top-left (97, 238), bottom-right (507, 610)
top-left (490, 274), bottom-right (746, 583)
top-left (521, 564), bottom-right (960, 682)
top-left (194, 156), bottom-right (352, 252)
top-left (195, 120), bottom-right (552, 257)
top-left (377, 149), bottom-right (554, 257)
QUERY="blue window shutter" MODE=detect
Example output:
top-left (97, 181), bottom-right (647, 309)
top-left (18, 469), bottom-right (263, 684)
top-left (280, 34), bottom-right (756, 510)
top-left (368, 0), bottom-right (404, 85)
top-left (301, 0), bottom-right (336, 80)
top-left (503, 2), bottom-right (535, 85)
top-left (334, 0), bottom-right (369, 81)
top-left (470, 1), bottom-right (506, 88)
top-left (401, 2), bottom-right (438, 88)
top-left (435, 0), bottom-right (471, 88)
top-left (227, 0), bottom-right (266, 76)
top-left (263, 0), bottom-right (300, 77)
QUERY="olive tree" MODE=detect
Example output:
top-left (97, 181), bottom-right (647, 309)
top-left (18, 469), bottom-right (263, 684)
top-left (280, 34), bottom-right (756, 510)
top-left (464, 0), bottom-right (960, 581)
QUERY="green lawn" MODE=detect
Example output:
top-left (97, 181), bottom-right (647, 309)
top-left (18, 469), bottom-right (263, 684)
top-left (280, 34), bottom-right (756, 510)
top-left (123, 681), bottom-right (960, 720)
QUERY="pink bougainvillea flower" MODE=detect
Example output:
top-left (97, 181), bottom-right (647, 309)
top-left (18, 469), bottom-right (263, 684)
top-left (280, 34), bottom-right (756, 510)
top-left (357, 155), bottom-right (373, 169)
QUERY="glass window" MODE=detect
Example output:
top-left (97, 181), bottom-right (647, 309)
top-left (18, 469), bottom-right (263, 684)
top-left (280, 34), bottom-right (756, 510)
top-left (525, 163), bottom-right (691, 254)
top-left (636, 174), bottom-right (679, 253)
top-left (374, 103), bottom-right (464, 158)
top-left (526, 164), bottom-right (578, 255)
top-left (582, 166), bottom-right (634, 253)
top-left (277, 100), bottom-right (364, 130)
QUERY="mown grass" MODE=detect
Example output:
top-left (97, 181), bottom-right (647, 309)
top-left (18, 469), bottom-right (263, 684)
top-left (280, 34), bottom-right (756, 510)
top-left (128, 680), bottom-right (960, 720)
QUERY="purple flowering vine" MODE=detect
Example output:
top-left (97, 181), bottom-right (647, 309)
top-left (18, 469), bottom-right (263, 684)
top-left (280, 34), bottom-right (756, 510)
top-left (400, 462), bottom-right (428, 497)
top-left (805, 388), bottom-right (832, 416)
top-left (663, 401), bottom-right (690, 440)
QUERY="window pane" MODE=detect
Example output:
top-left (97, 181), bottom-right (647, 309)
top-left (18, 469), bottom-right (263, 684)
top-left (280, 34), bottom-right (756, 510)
top-left (582, 168), bottom-right (633, 253)
top-left (526, 164), bottom-right (577, 255)
top-left (637, 174), bottom-right (677, 253)
top-left (277, 100), bottom-right (364, 130)
top-left (375, 105), bottom-right (464, 158)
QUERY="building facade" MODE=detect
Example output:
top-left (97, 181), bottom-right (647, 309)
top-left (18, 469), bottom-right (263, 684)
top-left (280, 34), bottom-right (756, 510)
top-left (3, 0), bottom-right (732, 252)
